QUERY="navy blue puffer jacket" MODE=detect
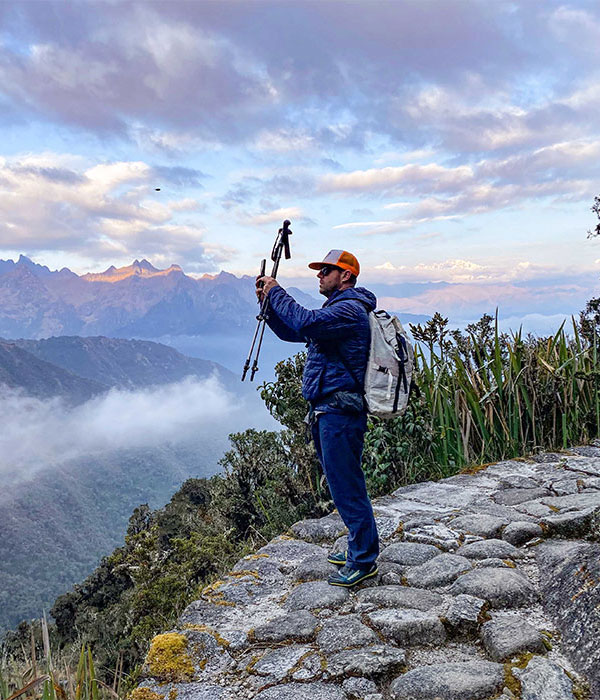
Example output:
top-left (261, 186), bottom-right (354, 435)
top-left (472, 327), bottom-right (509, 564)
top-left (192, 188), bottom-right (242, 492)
top-left (265, 285), bottom-right (377, 406)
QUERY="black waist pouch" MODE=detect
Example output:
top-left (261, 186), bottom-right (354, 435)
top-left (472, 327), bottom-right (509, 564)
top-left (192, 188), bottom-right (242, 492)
top-left (319, 390), bottom-right (365, 414)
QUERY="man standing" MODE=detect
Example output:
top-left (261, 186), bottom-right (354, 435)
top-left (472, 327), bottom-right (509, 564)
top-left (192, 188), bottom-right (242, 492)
top-left (257, 250), bottom-right (379, 587)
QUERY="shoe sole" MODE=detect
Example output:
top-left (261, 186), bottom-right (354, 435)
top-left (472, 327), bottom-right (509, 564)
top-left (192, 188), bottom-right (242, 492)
top-left (327, 555), bottom-right (347, 565)
top-left (328, 567), bottom-right (378, 588)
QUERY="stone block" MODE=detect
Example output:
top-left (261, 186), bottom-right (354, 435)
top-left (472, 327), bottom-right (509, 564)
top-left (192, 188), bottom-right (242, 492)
top-left (254, 682), bottom-right (346, 700)
top-left (456, 538), bottom-right (524, 560)
top-left (252, 610), bottom-right (319, 643)
top-left (366, 609), bottom-right (446, 646)
top-left (404, 553), bottom-right (472, 588)
top-left (256, 537), bottom-right (328, 573)
top-left (449, 568), bottom-right (537, 608)
top-left (449, 514), bottom-right (507, 538)
top-left (493, 487), bottom-right (551, 506)
top-left (325, 645), bottom-right (406, 679)
top-left (514, 656), bottom-right (576, 700)
top-left (379, 542), bottom-right (440, 565)
top-left (291, 513), bottom-right (347, 542)
top-left (342, 677), bottom-right (378, 699)
top-left (252, 645), bottom-right (312, 680)
top-left (502, 521), bottom-right (543, 546)
top-left (356, 585), bottom-right (442, 612)
top-left (444, 594), bottom-right (487, 636)
top-left (480, 617), bottom-right (545, 661)
top-left (293, 554), bottom-right (338, 581)
top-left (284, 580), bottom-right (348, 611)
top-left (403, 524), bottom-right (461, 551)
top-left (316, 615), bottom-right (378, 653)
top-left (389, 660), bottom-right (504, 700)
top-left (535, 542), bottom-right (600, 696)
top-left (541, 506), bottom-right (600, 539)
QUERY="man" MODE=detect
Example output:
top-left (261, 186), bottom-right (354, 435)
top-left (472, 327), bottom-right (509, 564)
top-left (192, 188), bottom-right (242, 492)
top-left (257, 249), bottom-right (379, 587)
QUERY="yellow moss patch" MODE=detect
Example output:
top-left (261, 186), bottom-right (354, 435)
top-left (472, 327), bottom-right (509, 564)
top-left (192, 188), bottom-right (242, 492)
top-left (540, 629), bottom-right (554, 651)
top-left (129, 689), bottom-right (164, 700)
top-left (565, 671), bottom-right (591, 700)
top-left (394, 521), bottom-right (404, 538)
top-left (503, 559), bottom-right (517, 569)
top-left (460, 461), bottom-right (497, 475)
top-left (243, 553), bottom-right (269, 561)
top-left (245, 655), bottom-right (261, 674)
top-left (168, 689), bottom-right (178, 700)
top-left (146, 633), bottom-right (196, 683)
top-left (200, 579), bottom-right (236, 607)
top-left (512, 652), bottom-right (535, 671)
top-left (230, 570), bottom-right (260, 579)
top-left (548, 505), bottom-right (561, 513)
top-left (202, 580), bottom-right (225, 596)
top-left (503, 662), bottom-right (522, 699)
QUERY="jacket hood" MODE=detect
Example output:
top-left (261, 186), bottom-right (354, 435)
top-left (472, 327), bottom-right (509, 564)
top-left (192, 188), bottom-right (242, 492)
top-left (324, 286), bottom-right (377, 312)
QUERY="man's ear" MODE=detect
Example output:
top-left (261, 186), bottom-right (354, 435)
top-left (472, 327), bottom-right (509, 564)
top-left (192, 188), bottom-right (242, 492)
top-left (341, 269), bottom-right (352, 284)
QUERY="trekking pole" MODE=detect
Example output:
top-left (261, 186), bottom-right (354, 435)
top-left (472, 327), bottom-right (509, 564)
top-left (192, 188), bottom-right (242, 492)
top-left (241, 219), bottom-right (292, 381)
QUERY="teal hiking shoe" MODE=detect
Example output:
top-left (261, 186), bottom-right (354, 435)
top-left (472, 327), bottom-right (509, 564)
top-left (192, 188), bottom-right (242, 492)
top-left (328, 563), bottom-right (378, 587)
top-left (327, 550), bottom-right (347, 566)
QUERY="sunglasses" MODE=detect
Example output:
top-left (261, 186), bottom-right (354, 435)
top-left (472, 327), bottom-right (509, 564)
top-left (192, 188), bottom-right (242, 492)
top-left (318, 265), bottom-right (341, 277)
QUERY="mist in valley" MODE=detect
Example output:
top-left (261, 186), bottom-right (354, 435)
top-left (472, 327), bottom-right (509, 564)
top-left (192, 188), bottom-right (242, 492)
top-left (0, 375), bottom-right (275, 487)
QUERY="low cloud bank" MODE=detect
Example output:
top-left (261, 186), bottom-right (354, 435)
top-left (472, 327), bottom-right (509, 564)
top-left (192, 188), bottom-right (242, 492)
top-left (0, 376), bottom-right (273, 482)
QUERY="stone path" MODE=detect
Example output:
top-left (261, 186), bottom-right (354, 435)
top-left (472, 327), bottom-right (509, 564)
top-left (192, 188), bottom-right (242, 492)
top-left (135, 447), bottom-right (600, 700)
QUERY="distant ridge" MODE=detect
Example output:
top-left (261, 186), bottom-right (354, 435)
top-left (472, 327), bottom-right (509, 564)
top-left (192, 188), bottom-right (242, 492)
top-left (1, 336), bottom-right (237, 404)
top-left (0, 340), bottom-right (105, 403)
top-left (14, 336), bottom-right (236, 390)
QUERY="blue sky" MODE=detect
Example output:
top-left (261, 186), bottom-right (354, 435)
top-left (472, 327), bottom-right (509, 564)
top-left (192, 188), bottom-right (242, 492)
top-left (1, 1), bottom-right (600, 324)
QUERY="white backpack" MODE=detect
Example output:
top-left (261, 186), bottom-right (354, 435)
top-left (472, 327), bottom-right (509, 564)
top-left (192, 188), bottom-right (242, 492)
top-left (364, 310), bottom-right (415, 419)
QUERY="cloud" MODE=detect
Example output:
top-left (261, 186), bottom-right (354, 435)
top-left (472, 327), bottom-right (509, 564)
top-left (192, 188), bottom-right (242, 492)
top-left (247, 206), bottom-right (304, 226)
top-left (0, 376), bottom-right (272, 482)
top-left (0, 153), bottom-right (230, 269)
top-left (152, 165), bottom-right (208, 187)
top-left (378, 279), bottom-right (592, 319)
top-left (2, 1), bottom-right (598, 154)
top-left (0, 5), bottom-right (278, 141)
top-left (333, 221), bottom-right (393, 230)
top-left (368, 257), bottom-right (598, 285)
top-left (320, 164), bottom-right (474, 195)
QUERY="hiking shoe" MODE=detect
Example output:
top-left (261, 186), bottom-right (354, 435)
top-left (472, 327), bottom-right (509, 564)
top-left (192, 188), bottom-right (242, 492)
top-left (327, 550), bottom-right (347, 566)
top-left (328, 563), bottom-right (378, 588)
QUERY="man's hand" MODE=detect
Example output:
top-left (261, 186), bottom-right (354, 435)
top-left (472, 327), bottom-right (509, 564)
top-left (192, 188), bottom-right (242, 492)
top-left (256, 275), bottom-right (279, 302)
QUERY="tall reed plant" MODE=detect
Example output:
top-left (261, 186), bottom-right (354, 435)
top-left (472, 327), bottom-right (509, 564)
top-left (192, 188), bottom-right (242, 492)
top-left (410, 312), bottom-right (600, 470)
top-left (0, 616), bottom-right (119, 700)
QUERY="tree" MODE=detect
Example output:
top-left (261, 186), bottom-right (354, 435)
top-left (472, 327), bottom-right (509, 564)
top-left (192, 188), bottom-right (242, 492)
top-left (587, 195), bottom-right (600, 238)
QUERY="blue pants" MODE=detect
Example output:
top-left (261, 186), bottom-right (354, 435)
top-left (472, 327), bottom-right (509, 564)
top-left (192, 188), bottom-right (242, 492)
top-left (311, 411), bottom-right (379, 569)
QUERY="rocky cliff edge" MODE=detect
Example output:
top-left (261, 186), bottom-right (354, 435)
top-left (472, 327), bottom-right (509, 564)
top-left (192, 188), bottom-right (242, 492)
top-left (133, 447), bottom-right (600, 700)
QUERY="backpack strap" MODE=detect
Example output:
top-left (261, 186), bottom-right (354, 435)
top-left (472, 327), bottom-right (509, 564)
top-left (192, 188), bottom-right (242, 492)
top-left (326, 296), bottom-right (372, 393)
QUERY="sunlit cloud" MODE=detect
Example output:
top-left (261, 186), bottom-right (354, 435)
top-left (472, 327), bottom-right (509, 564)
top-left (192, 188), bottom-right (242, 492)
top-left (0, 153), bottom-right (230, 269)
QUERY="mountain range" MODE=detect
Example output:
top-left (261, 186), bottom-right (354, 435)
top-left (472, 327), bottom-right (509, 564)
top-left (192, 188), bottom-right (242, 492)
top-left (0, 255), bottom-right (259, 339)
top-left (0, 256), bottom-right (427, 361)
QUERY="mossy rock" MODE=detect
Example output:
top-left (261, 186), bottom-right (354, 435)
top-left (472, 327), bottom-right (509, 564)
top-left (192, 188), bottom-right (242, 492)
top-left (130, 689), bottom-right (164, 700)
top-left (146, 632), bottom-right (196, 683)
